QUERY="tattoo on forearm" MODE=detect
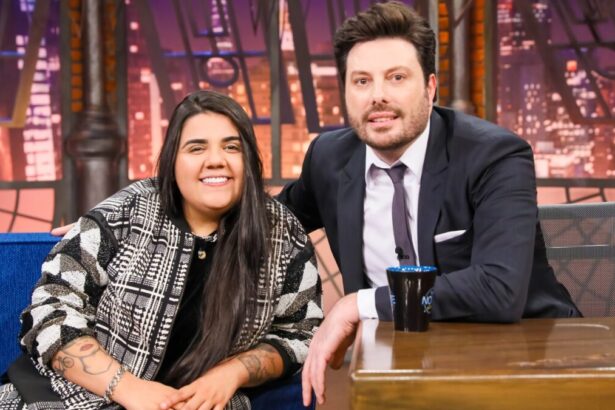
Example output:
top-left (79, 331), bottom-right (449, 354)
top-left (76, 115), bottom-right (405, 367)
top-left (52, 356), bottom-right (74, 377)
top-left (237, 344), bottom-right (281, 385)
top-left (53, 337), bottom-right (113, 377)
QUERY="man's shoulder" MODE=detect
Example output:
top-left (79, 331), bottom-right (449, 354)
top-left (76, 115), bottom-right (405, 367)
top-left (312, 127), bottom-right (361, 149)
top-left (306, 128), bottom-right (363, 170)
top-left (434, 106), bottom-right (528, 150)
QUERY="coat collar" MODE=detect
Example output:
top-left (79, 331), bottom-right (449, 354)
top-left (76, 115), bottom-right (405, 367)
top-left (337, 143), bottom-right (368, 293)
top-left (417, 109), bottom-right (450, 265)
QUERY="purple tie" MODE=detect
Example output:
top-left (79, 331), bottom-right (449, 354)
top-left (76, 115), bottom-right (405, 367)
top-left (384, 165), bottom-right (416, 265)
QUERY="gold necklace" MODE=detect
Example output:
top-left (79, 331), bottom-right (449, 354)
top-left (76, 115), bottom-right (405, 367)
top-left (193, 232), bottom-right (217, 260)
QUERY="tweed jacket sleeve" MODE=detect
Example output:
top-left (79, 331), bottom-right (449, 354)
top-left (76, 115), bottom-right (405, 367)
top-left (19, 214), bottom-right (119, 366)
top-left (258, 201), bottom-right (323, 376)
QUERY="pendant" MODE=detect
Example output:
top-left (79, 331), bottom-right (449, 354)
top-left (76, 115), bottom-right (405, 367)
top-left (197, 249), bottom-right (207, 260)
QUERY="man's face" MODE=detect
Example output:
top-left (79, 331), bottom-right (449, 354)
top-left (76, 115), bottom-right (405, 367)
top-left (344, 37), bottom-right (437, 164)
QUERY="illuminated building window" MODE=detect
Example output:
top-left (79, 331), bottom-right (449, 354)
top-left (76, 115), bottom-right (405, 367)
top-left (496, 0), bottom-right (615, 180)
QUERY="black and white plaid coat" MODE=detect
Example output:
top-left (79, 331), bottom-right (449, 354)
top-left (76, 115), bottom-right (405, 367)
top-left (12, 178), bottom-right (323, 409)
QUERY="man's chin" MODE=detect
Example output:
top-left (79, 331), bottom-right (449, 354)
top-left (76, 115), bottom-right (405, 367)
top-left (362, 135), bottom-right (413, 153)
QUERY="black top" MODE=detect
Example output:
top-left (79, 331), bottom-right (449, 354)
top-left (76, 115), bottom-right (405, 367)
top-left (155, 235), bottom-right (216, 386)
top-left (153, 225), bottom-right (295, 386)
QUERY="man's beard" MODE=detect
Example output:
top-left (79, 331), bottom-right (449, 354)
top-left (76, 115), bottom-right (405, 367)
top-left (349, 92), bottom-right (431, 154)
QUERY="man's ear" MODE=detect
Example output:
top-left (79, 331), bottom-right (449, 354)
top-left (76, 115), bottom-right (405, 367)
top-left (427, 73), bottom-right (438, 103)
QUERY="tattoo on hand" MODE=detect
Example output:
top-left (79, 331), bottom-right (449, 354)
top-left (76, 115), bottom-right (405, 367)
top-left (53, 337), bottom-right (113, 376)
top-left (237, 344), bottom-right (279, 385)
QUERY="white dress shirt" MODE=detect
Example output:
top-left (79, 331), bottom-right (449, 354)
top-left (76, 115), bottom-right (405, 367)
top-left (357, 120), bottom-right (431, 319)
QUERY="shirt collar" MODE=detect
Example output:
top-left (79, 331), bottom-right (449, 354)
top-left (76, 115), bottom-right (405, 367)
top-left (364, 118), bottom-right (431, 182)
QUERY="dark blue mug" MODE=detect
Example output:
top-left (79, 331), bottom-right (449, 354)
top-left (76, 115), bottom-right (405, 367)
top-left (386, 265), bottom-right (437, 332)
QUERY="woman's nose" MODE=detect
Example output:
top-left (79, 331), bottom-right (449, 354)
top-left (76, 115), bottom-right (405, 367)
top-left (204, 148), bottom-right (224, 167)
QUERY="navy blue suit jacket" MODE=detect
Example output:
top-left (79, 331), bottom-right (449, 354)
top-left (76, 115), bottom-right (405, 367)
top-left (278, 107), bottom-right (581, 322)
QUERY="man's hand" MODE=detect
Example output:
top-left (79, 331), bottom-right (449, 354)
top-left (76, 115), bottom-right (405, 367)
top-left (50, 223), bottom-right (75, 236)
top-left (302, 292), bottom-right (360, 407)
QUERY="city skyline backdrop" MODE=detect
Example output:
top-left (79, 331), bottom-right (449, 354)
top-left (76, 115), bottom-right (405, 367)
top-left (1, 0), bottom-right (614, 232)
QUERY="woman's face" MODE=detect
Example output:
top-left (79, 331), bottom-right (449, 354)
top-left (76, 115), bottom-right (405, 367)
top-left (174, 112), bottom-right (245, 232)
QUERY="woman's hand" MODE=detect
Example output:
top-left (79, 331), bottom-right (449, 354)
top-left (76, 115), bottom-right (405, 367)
top-left (159, 359), bottom-right (245, 410)
top-left (113, 372), bottom-right (182, 410)
top-left (160, 343), bottom-right (283, 410)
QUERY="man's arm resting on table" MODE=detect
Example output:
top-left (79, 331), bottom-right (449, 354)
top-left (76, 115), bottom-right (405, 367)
top-left (302, 293), bottom-right (360, 407)
top-left (431, 141), bottom-right (538, 322)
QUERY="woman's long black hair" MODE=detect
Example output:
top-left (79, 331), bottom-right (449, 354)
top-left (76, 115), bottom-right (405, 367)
top-left (157, 90), bottom-right (270, 386)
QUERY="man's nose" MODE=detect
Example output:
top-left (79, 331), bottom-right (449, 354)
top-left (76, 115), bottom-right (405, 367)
top-left (371, 80), bottom-right (388, 104)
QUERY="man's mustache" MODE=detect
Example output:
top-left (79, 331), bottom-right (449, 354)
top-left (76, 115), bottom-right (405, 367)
top-left (361, 104), bottom-right (403, 122)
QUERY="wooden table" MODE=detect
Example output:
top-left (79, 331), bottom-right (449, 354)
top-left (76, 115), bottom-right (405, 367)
top-left (349, 317), bottom-right (615, 409)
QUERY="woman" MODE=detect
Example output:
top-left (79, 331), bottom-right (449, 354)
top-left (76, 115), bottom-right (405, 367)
top-left (0, 90), bottom-right (322, 409)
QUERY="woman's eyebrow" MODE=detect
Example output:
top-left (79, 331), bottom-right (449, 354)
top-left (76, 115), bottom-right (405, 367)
top-left (181, 136), bottom-right (240, 148)
top-left (222, 136), bottom-right (241, 142)
top-left (181, 138), bottom-right (207, 148)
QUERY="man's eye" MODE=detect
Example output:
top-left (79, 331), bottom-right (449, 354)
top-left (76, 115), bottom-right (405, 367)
top-left (355, 78), bottom-right (368, 85)
top-left (392, 74), bottom-right (405, 81)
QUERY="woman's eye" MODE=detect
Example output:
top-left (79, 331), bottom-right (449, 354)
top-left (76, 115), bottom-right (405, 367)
top-left (225, 144), bottom-right (241, 152)
top-left (188, 145), bottom-right (204, 153)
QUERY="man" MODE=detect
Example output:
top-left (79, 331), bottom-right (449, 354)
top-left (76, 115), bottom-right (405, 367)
top-left (275, 1), bottom-right (581, 406)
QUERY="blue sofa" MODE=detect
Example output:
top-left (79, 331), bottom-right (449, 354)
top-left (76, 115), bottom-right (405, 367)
top-left (0, 233), bottom-right (60, 375)
top-left (0, 232), bottom-right (313, 409)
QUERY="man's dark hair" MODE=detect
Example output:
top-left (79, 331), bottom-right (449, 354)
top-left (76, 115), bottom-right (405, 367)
top-left (333, 1), bottom-right (436, 85)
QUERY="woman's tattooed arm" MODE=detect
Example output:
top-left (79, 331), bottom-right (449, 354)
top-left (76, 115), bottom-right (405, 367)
top-left (235, 343), bottom-right (284, 387)
top-left (52, 336), bottom-right (114, 377)
top-left (50, 336), bottom-right (122, 397)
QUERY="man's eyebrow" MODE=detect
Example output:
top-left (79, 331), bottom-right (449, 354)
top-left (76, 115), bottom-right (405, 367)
top-left (385, 66), bottom-right (410, 73)
top-left (348, 70), bottom-right (371, 76)
top-left (348, 66), bottom-right (409, 77)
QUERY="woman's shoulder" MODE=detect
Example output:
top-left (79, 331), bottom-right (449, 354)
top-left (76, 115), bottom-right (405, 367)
top-left (120, 177), bottom-right (159, 195)
top-left (266, 197), bottom-right (306, 235)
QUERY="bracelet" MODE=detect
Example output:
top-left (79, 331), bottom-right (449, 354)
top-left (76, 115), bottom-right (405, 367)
top-left (102, 365), bottom-right (128, 404)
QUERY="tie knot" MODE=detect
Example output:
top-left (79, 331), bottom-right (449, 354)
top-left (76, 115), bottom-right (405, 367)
top-left (384, 164), bottom-right (407, 184)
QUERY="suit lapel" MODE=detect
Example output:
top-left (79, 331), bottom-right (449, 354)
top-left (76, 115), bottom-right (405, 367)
top-left (418, 110), bottom-right (449, 265)
top-left (337, 143), bottom-right (367, 293)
